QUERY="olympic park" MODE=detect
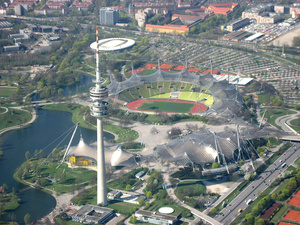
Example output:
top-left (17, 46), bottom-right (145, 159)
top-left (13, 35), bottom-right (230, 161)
top-left (68, 37), bottom-right (263, 176)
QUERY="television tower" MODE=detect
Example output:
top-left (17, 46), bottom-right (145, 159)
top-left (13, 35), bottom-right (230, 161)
top-left (90, 26), bottom-right (109, 205)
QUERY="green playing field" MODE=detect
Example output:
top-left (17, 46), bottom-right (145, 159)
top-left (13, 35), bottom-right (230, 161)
top-left (138, 101), bottom-right (194, 113)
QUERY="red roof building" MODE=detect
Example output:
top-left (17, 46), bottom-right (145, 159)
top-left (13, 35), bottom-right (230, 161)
top-left (202, 69), bottom-right (220, 74)
top-left (145, 24), bottom-right (189, 35)
top-left (145, 64), bottom-right (158, 69)
top-left (202, 3), bottom-right (239, 15)
top-left (173, 65), bottom-right (186, 71)
top-left (188, 68), bottom-right (202, 73)
top-left (69, 1), bottom-right (92, 9)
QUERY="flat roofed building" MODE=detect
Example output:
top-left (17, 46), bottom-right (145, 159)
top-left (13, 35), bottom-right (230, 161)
top-left (3, 44), bottom-right (20, 52)
top-left (71, 204), bottom-right (115, 224)
top-left (224, 18), bottom-right (250, 31)
top-left (99, 7), bottom-right (119, 25)
top-left (145, 24), bottom-right (189, 35)
top-left (135, 210), bottom-right (178, 225)
top-left (135, 170), bottom-right (145, 179)
top-left (257, 13), bottom-right (281, 23)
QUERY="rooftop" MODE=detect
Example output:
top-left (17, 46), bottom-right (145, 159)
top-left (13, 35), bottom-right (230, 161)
top-left (90, 38), bottom-right (135, 51)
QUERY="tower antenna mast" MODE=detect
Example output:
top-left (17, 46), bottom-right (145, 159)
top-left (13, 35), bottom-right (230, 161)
top-left (90, 26), bottom-right (109, 205)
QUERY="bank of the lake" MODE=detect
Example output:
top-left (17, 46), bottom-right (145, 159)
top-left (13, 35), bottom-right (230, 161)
top-left (42, 103), bottom-right (139, 143)
top-left (0, 108), bottom-right (115, 224)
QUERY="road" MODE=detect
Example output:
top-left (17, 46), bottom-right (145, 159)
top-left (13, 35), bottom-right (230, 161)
top-left (275, 109), bottom-right (300, 135)
top-left (215, 143), bottom-right (300, 225)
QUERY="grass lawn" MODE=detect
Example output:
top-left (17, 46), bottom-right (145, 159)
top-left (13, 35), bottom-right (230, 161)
top-left (268, 137), bottom-right (282, 146)
top-left (106, 200), bottom-right (138, 216)
top-left (175, 181), bottom-right (206, 197)
top-left (261, 108), bottom-right (297, 128)
top-left (0, 86), bottom-right (17, 97)
top-left (295, 157), bottom-right (300, 166)
top-left (138, 101), bottom-right (194, 113)
top-left (0, 107), bottom-right (6, 113)
top-left (17, 159), bottom-right (96, 194)
top-left (0, 108), bottom-right (32, 130)
top-left (273, 180), bottom-right (290, 196)
top-left (147, 199), bottom-right (194, 220)
top-left (290, 118), bottom-right (300, 133)
top-left (137, 69), bottom-right (156, 76)
top-left (257, 94), bottom-right (271, 105)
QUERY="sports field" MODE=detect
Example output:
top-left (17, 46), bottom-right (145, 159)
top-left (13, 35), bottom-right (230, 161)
top-left (126, 99), bottom-right (207, 113)
top-left (283, 210), bottom-right (300, 223)
top-left (138, 100), bottom-right (194, 113)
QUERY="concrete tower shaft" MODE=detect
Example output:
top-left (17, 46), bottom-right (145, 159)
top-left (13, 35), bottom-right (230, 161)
top-left (89, 26), bottom-right (108, 206)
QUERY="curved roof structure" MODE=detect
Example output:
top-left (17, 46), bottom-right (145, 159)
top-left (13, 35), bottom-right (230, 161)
top-left (90, 38), bottom-right (135, 52)
top-left (68, 138), bottom-right (137, 167)
top-left (155, 129), bottom-right (255, 167)
top-left (108, 67), bottom-right (243, 114)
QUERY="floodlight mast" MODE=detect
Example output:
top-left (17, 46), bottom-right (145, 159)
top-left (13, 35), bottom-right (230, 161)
top-left (90, 26), bottom-right (109, 206)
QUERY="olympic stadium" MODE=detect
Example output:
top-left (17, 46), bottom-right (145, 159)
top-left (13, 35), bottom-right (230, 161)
top-left (108, 65), bottom-right (244, 115)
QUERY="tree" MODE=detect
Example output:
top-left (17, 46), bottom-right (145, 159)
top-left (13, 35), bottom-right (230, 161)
top-left (146, 191), bottom-right (152, 199)
top-left (212, 162), bottom-right (219, 168)
top-left (2, 183), bottom-right (8, 193)
top-left (24, 213), bottom-right (31, 225)
top-left (126, 184), bottom-right (131, 191)
top-left (255, 218), bottom-right (265, 225)
top-left (25, 151), bottom-right (31, 161)
top-left (167, 127), bottom-right (181, 139)
top-left (150, 127), bottom-right (158, 134)
top-left (245, 214), bottom-right (254, 225)
top-left (129, 216), bottom-right (137, 224)
top-left (138, 198), bottom-right (145, 206)
top-left (145, 201), bottom-right (150, 208)
top-left (209, 207), bottom-right (217, 216)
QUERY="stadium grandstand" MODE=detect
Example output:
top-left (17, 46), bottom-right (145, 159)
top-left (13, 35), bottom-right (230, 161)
top-left (108, 65), bottom-right (243, 114)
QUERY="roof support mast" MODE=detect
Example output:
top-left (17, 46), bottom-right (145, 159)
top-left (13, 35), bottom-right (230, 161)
top-left (57, 122), bottom-right (79, 168)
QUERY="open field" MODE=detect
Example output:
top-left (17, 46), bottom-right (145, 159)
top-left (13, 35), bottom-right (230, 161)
top-left (290, 118), bottom-right (300, 133)
top-left (0, 86), bottom-right (17, 97)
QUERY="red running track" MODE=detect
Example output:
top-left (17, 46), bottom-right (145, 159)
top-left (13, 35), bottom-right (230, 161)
top-left (126, 98), bottom-right (207, 113)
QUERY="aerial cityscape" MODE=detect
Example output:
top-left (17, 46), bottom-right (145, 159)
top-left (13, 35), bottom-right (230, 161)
top-left (0, 0), bottom-right (300, 224)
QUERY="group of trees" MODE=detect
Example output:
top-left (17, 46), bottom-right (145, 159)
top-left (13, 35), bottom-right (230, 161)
top-left (0, 183), bottom-right (21, 223)
top-left (108, 168), bottom-right (148, 190)
top-left (244, 170), bottom-right (300, 225)
top-left (144, 169), bottom-right (163, 194)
